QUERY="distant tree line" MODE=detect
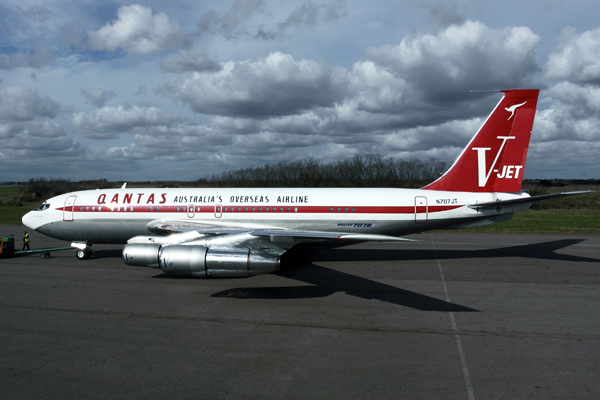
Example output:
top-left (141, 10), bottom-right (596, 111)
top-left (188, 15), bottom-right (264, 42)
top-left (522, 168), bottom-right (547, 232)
top-left (8, 179), bottom-right (114, 206)
top-left (200, 155), bottom-right (449, 188)
top-left (1, 156), bottom-right (448, 205)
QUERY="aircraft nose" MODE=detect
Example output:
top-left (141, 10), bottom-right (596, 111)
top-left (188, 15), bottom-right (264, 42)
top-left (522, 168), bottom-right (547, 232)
top-left (22, 210), bottom-right (41, 230)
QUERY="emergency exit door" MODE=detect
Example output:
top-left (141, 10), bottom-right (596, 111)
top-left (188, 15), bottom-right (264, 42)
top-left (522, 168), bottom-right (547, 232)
top-left (414, 196), bottom-right (428, 223)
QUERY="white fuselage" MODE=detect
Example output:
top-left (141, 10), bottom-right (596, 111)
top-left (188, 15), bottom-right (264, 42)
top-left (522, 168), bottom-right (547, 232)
top-left (22, 187), bottom-right (531, 244)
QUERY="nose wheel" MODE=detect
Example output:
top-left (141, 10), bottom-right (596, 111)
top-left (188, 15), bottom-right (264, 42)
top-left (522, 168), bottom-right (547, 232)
top-left (76, 248), bottom-right (92, 260)
top-left (72, 242), bottom-right (93, 260)
top-left (71, 243), bottom-right (92, 260)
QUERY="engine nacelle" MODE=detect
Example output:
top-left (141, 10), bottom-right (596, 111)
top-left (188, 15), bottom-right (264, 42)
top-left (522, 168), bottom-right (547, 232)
top-left (159, 245), bottom-right (208, 277)
top-left (159, 245), bottom-right (280, 278)
top-left (122, 243), bottom-right (161, 268)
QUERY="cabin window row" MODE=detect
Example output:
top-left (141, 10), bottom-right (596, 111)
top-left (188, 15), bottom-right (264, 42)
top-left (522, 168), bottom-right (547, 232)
top-left (223, 206), bottom-right (298, 212)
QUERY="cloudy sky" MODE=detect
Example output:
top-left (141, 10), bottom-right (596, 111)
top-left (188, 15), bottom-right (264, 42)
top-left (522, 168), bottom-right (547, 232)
top-left (2, 0), bottom-right (600, 182)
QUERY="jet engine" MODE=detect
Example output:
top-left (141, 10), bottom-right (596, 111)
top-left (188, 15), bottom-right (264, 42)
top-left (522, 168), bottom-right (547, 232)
top-left (122, 243), bottom-right (161, 268)
top-left (122, 243), bottom-right (280, 278)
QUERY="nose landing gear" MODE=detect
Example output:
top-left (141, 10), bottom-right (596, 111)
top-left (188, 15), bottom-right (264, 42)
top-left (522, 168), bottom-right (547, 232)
top-left (72, 242), bottom-right (93, 260)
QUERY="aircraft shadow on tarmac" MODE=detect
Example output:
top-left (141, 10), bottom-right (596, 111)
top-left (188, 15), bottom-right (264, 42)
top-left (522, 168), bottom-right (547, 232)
top-left (209, 238), bottom-right (598, 311)
top-left (153, 238), bottom-right (599, 312)
top-left (284, 238), bottom-right (599, 264)
top-left (211, 263), bottom-right (478, 312)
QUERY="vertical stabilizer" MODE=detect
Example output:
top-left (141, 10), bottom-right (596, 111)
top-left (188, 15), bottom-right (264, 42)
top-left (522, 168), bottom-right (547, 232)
top-left (424, 89), bottom-right (539, 192)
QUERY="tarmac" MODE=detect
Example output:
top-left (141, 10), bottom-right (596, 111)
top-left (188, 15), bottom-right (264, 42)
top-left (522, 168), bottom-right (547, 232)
top-left (1, 224), bottom-right (599, 399)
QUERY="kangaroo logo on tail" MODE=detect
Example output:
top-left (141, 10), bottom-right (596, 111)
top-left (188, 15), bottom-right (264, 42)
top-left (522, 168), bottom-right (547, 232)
top-left (505, 101), bottom-right (527, 120)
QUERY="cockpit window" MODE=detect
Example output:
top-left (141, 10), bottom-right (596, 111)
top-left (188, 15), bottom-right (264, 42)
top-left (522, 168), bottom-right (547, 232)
top-left (36, 203), bottom-right (50, 211)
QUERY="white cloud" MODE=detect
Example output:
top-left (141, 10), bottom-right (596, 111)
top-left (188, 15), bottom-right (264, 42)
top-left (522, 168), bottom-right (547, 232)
top-left (534, 83), bottom-right (600, 142)
top-left (159, 47), bottom-right (222, 73)
top-left (198, 0), bottom-right (348, 40)
top-left (405, 0), bottom-right (467, 27)
top-left (349, 60), bottom-right (410, 114)
top-left (87, 4), bottom-right (190, 54)
top-left (259, 0), bottom-right (348, 39)
top-left (0, 117), bottom-right (89, 174)
top-left (0, 86), bottom-right (60, 121)
top-left (545, 27), bottom-right (600, 84)
top-left (367, 21), bottom-right (540, 102)
top-left (160, 51), bottom-right (349, 117)
top-left (199, 0), bottom-right (265, 40)
top-left (71, 105), bottom-right (185, 139)
top-left (81, 88), bottom-right (118, 108)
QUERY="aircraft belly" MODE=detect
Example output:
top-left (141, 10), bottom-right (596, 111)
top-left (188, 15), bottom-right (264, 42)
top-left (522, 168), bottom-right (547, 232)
top-left (35, 219), bottom-right (152, 244)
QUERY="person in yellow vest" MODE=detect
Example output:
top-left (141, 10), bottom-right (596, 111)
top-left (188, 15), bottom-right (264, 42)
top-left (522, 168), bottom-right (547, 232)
top-left (22, 231), bottom-right (30, 251)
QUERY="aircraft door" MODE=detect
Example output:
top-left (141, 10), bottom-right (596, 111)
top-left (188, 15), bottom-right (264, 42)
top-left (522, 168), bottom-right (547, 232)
top-left (414, 196), bottom-right (428, 223)
top-left (214, 204), bottom-right (222, 218)
top-left (63, 195), bottom-right (77, 222)
top-left (187, 204), bottom-right (195, 218)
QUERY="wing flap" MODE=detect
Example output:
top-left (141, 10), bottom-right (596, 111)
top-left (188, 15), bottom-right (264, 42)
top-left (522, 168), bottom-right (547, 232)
top-left (250, 229), bottom-right (413, 242)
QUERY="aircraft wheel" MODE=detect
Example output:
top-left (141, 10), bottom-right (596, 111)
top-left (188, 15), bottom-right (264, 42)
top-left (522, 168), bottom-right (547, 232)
top-left (41, 251), bottom-right (51, 259)
top-left (76, 249), bottom-right (92, 260)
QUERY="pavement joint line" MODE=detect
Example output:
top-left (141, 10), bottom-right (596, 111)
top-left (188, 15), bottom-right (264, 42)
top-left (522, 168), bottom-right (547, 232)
top-left (430, 233), bottom-right (476, 400)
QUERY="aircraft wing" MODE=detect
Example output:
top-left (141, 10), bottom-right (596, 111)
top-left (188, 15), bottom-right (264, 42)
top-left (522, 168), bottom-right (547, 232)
top-left (145, 220), bottom-right (411, 242)
top-left (468, 190), bottom-right (594, 210)
top-left (125, 220), bottom-right (413, 277)
top-left (147, 220), bottom-right (413, 242)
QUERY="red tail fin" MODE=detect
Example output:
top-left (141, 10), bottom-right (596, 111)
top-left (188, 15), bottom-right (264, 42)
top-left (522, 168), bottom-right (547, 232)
top-left (424, 89), bottom-right (539, 192)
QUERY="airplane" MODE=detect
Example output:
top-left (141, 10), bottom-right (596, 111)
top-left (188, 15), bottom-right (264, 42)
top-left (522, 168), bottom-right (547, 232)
top-left (22, 89), bottom-right (592, 278)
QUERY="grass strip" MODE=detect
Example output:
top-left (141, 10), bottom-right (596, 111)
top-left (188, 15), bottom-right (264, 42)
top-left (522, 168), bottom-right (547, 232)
top-left (450, 209), bottom-right (600, 235)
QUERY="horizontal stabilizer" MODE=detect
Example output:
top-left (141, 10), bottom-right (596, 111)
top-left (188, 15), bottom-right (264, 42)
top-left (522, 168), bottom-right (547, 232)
top-left (468, 190), bottom-right (594, 210)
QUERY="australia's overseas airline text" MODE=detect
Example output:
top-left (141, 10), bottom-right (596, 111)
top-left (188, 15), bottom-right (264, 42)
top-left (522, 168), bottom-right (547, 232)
top-left (97, 192), bottom-right (309, 205)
